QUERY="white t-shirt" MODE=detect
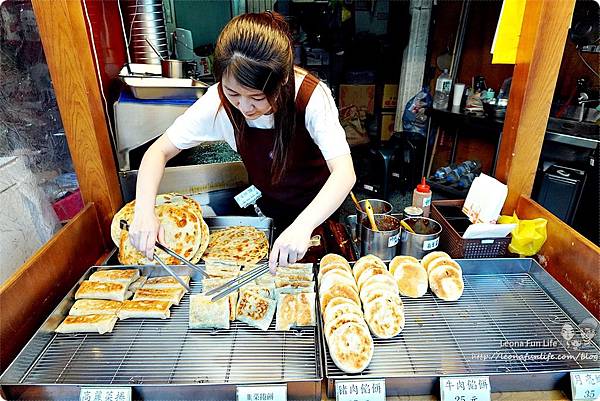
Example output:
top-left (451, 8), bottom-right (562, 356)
top-left (165, 72), bottom-right (351, 161)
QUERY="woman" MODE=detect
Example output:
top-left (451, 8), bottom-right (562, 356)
top-left (129, 12), bottom-right (356, 272)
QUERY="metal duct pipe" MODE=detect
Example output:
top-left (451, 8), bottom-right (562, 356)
top-left (121, 0), bottom-right (169, 64)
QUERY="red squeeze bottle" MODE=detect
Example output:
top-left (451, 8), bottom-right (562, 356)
top-left (412, 177), bottom-right (432, 218)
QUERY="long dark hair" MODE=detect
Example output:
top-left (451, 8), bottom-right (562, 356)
top-left (214, 12), bottom-right (295, 183)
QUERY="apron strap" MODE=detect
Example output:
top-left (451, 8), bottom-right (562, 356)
top-left (295, 74), bottom-right (320, 115)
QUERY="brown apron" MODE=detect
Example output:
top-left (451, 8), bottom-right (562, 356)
top-left (227, 74), bottom-right (331, 231)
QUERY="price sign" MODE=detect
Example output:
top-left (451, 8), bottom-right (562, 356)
top-left (571, 370), bottom-right (600, 400)
top-left (80, 387), bottom-right (131, 401)
top-left (237, 384), bottom-right (287, 401)
top-left (235, 185), bottom-right (262, 209)
top-left (440, 376), bottom-right (491, 401)
top-left (335, 379), bottom-right (386, 401)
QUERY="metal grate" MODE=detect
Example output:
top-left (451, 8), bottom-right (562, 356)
top-left (19, 279), bottom-right (320, 386)
top-left (325, 272), bottom-right (600, 379)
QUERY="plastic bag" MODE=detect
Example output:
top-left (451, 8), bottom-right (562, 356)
top-left (498, 213), bottom-right (547, 257)
top-left (402, 86), bottom-right (432, 136)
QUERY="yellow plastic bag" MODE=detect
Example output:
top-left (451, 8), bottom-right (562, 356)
top-left (498, 213), bottom-right (547, 257)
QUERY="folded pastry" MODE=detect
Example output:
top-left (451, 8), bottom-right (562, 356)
top-left (275, 272), bottom-right (313, 282)
top-left (201, 278), bottom-right (238, 320)
top-left (278, 263), bottom-right (313, 275)
top-left (128, 276), bottom-right (147, 293)
top-left (236, 290), bottom-right (276, 331)
top-left (88, 269), bottom-right (140, 286)
top-left (328, 322), bottom-right (374, 374)
top-left (189, 294), bottom-right (230, 329)
top-left (144, 275), bottom-right (191, 289)
top-left (117, 300), bottom-right (171, 319)
top-left (55, 314), bottom-right (118, 334)
top-left (323, 301), bottom-right (363, 323)
top-left (276, 293), bottom-right (296, 331)
top-left (204, 260), bottom-right (241, 273)
top-left (276, 292), bottom-right (316, 330)
top-left (274, 286), bottom-right (314, 298)
top-left (274, 278), bottom-right (314, 289)
top-left (133, 287), bottom-right (185, 305)
top-left (241, 283), bottom-right (275, 299)
top-left (393, 261), bottom-right (428, 298)
top-left (75, 281), bottom-right (129, 302)
top-left (69, 299), bottom-right (122, 316)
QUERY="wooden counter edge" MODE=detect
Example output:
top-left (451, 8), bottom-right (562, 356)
top-left (0, 204), bottom-right (107, 372)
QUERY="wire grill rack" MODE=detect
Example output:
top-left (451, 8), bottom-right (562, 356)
top-left (20, 281), bottom-right (320, 385)
top-left (324, 259), bottom-right (600, 397)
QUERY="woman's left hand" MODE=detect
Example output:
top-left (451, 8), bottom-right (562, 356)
top-left (268, 222), bottom-right (313, 274)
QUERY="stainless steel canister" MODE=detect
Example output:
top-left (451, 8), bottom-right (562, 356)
top-left (360, 214), bottom-right (401, 260)
top-left (356, 199), bottom-right (392, 242)
top-left (161, 59), bottom-right (196, 78)
top-left (399, 217), bottom-right (442, 259)
top-left (403, 206), bottom-right (423, 218)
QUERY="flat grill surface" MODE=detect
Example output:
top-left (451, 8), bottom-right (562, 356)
top-left (325, 272), bottom-right (600, 378)
top-left (20, 280), bottom-right (320, 385)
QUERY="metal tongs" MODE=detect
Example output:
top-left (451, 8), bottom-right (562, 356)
top-left (205, 235), bottom-right (322, 302)
top-left (120, 220), bottom-right (208, 292)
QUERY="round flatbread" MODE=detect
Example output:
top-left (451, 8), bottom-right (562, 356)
top-left (320, 254), bottom-right (351, 270)
top-left (328, 322), bottom-right (374, 374)
top-left (324, 313), bottom-right (368, 339)
top-left (393, 261), bottom-right (428, 298)
top-left (319, 270), bottom-right (357, 294)
top-left (429, 264), bottom-right (464, 301)
top-left (353, 255), bottom-right (386, 280)
top-left (364, 296), bottom-right (405, 339)
top-left (357, 267), bottom-right (393, 291)
top-left (323, 302), bottom-right (364, 323)
top-left (359, 274), bottom-right (398, 298)
top-left (191, 218), bottom-right (210, 263)
top-left (421, 251), bottom-right (450, 273)
top-left (118, 203), bottom-right (202, 265)
top-left (203, 226), bottom-right (268, 264)
top-left (320, 283), bottom-right (361, 313)
top-left (427, 257), bottom-right (462, 276)
top-left (322, 296), bottom-right (361, 319)
top-left (360, 286), bottom-right (399, 305)
top-left (318, 262), bottom-right (353, 282)
top-left (389, 255), bottom-right (419, 276)
top-left (111, 193), bottom-right (203, 247)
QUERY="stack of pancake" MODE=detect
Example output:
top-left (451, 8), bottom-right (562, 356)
top-left (318, 254), bottom-right (374, 374)
top-left (421, 251), bottom-right (464, 301)
top-left (112, 193), bottom-right (209, 265)
top-left (353, 255), bottom-right (405, 339)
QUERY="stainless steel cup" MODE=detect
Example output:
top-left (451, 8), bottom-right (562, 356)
top-left (399, 217), bottom-right (442, 259)
top-left (161, 59), bottom-right (196, 78)
top-left (356, 199), bottom-right (392, 242)
top-left (360, 214), bottom-right (401, 260)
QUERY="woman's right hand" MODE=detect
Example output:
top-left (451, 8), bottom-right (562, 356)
top-left (128, 208), bottom-right (165, 260)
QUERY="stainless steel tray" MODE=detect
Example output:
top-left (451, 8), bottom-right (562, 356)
top-left (1, 217), bottom-right (323, 400)
top-left (322, 258), bottom-right (600, 397)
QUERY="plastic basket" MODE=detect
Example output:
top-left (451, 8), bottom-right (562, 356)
top-left (430, 199), bottom-right (510, 258)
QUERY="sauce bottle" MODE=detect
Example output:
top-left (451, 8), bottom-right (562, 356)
top-left (412, 177), bottom-right (432, 217)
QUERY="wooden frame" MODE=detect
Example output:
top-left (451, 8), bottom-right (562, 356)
top-left (495, 0), bottom-right (577, 212)
top-left (31, 0), bottom-right (122, 245)
top-left (1, 1), bottom-right (595, 398)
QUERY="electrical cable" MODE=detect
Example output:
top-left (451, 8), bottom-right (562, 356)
top-left (82, 0), bottom-right (117, 147)
top-left (577, 49), bottom-right (600, 79)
